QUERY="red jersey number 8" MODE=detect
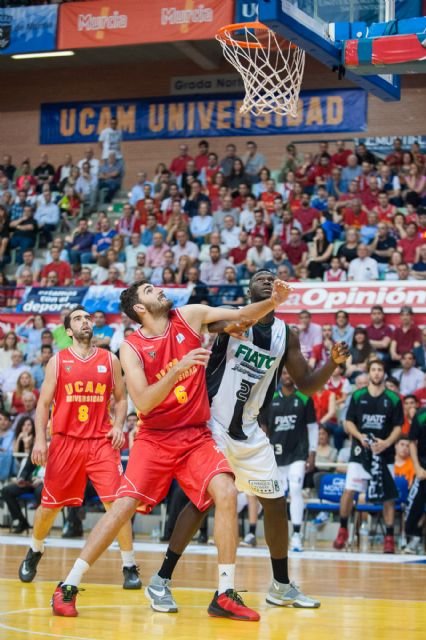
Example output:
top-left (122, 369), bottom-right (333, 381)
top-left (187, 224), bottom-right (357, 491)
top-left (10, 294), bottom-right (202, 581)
top-left (78, 405), bottom-right (89, 422)
top-left (174, 385), bottom-right (188, 405)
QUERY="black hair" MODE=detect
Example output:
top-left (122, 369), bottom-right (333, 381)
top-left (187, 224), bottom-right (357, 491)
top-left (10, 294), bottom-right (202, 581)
top-left (63, 305), bottom-right (88, 330)
top-left (120, 280), bottom-right (149, 324)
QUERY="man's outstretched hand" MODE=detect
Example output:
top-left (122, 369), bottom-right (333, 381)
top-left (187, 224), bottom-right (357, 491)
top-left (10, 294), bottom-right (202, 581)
top-left (331, 342), bottom-right (350, 365)
top-left (224, 319), bottom-right (255, 340)
top-left (271, 280), bottom-right (293, 306)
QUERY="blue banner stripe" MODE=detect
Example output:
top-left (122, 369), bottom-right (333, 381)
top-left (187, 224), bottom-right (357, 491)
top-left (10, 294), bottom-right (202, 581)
top-left (40, 89), bottom-right (367, 144)
top-left (0, 6), bottom-right (57, 55)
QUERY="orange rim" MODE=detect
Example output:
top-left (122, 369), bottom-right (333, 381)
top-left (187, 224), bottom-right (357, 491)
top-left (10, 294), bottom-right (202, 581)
top-left (216, 21), bottom-right (269, 49)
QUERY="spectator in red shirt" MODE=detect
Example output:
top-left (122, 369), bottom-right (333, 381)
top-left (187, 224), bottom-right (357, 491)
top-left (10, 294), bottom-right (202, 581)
top-left (360, 175), bottom-right (381, 210)
top-left (390, 306), bottom-right (422, 363)
top-left (39, 246), bottom-right (72, 286)
top-left (101, 267), bottom-right (126, 288)
top-left (74, 266), bottom-right (94, 287)
top-left (194, 139), bottom-right (209, 172)
top-left (373, 192), bottom-right (397, 224)
top-left (331, 140), bottom-right (352, 168)
top-left (294, 192), bottom-right (320, 240)
top-left (397, 222), bottom-right (425, 264)
top-left (249, 208), bottom-right (272, 244)
top-left (310, 154), bottom-right (333, 187)
top-left (357, 161), bottom-right (375, 192)
top-left (283, 227), bottom-right (309, 270)
top-left (260, 179), bottom-right (281, 213)
top-left (342, 198), bottom-right (368, 230)
top-left (228, 230), bottom-right (249, 279)
top-left (169, 143), bottom-right (193, 177)
top-left (202, 152), bottom-right (221, 187)
top-left (413, 373), bottom-right (426, 408)
top-left (366, 304), bottom-right (393, 367)
top-left (309, 323), bottom-right (334, 370)
top-left (385, 137), bottom-right (404, 169)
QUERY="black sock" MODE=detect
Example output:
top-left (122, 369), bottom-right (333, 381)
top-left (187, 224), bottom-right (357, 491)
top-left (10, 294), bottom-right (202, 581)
top-left (340, 517), bottom-right (348, 529)
top-left (293, 524), bottom-right (301, 534)
top-left (249, 524), bottom-right (257, 536)
top-left (271, 557), bottom-right (289, 584)
top-left (386, 526), bottom-right (394, 537)
top-left (158, 548), bottom-right (181, 580)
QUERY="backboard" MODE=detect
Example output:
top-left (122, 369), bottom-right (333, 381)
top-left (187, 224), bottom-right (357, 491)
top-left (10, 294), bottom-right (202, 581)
top-left (237, 1), bottom-right (402, 101)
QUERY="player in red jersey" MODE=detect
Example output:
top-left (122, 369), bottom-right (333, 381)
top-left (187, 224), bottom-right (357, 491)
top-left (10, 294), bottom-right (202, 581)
top-left (52, 278), bottom-right (292, 620)
top-left (19, 306), bottom-right (141, 593)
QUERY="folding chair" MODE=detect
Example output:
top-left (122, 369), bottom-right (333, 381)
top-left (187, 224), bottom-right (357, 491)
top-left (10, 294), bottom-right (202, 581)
top-left (351, 476), bottom-right (409, 549)
top-left (303, 474), bottom-right (351, 541)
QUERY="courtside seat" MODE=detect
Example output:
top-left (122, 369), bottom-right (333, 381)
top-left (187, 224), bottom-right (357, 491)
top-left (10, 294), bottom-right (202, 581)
top-left (303, 473), bottom-right (351, 539)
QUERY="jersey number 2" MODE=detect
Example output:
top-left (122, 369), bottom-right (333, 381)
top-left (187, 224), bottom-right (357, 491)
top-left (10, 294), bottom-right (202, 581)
top-left (228, 380), bottom-right (254, 441)
top-left (78, 405), bottom-right (89, 422)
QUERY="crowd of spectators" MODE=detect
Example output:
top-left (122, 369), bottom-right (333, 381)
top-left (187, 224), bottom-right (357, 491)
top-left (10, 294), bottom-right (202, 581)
top-left (0, 133), bottom-right (425, 545)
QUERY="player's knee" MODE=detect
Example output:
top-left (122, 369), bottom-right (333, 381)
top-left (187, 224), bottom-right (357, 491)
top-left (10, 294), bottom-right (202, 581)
top-left (109, 497), bottom-right (137, 523)
top-left (210, 476), bottom-right (238, 509)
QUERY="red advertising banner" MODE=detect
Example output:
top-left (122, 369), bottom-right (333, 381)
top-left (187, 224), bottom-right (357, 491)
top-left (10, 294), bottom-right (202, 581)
top-left (276, 281), bottom-right (426, 326)
top-left (57, 0), bottom-right (234, 49)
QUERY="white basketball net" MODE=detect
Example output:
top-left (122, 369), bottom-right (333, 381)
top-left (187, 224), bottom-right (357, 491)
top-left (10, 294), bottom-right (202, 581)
top-left (216, 25), bottom-right (305, 118)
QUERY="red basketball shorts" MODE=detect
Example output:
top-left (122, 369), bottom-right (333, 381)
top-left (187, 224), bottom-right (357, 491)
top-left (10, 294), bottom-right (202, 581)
top-left (41, 435), bottom-right (122, 508)
top-left (117, 424), bottom-right (233, 513)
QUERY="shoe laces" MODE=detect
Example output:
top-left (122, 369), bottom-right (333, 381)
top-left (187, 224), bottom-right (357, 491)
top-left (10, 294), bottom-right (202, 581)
top-left (125, 564), bottom-right (140, 574)
top-left (224, 589), bottom-right (246, 605)
top-left (61, 584), bottom-right (84, 602)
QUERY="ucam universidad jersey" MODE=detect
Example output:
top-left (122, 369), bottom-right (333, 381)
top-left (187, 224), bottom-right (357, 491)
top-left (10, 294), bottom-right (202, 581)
top-left (207, 319), bottom-right (288, 440)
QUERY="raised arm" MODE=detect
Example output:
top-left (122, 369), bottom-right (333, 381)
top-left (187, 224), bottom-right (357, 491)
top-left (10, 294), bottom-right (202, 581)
top-left (106, 355), bottom-right (128, 450)
top-left (180, 279), bottom-right (292, 335)
top-left (120, 341), bottom-right (210, 416)
top-left (32, 356), bottom-right (57, 466)
top-left (285, 329), bottom-right (349, 396)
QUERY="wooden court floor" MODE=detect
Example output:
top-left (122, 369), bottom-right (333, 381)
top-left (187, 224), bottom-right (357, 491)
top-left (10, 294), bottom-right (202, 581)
top-left (0, 537), bottom-right (425, 640)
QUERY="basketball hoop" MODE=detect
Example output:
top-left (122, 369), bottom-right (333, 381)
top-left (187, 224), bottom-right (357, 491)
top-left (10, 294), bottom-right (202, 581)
top-left (216, 22), bottom-right (305, 118)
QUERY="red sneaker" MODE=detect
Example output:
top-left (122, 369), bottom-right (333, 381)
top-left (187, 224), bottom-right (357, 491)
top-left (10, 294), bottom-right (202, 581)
top-left (208, 589), bottom-right (260, 621)
top-left (333, 527), bottom-right (349, 550)
top-left (383, 535), bottom-right (395, 554)
top-left (51, 582), bottom-right (79, 617)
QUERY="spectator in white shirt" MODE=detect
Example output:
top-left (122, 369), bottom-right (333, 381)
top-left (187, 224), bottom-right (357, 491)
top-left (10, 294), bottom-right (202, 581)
top-left (76, 161), bottom-right (98, 213)
top-left (125, 251), bottom-right (152, 284)
top-left (200, 245), bottom-right (232, 285)
top-left (172, 229), bottom-right (199, 265)
top-left (190, 201), bottom-right (213, 244)
top-left (246, 235), bottom-right (273, 273)
top-left (34, 189), bottom-right (60, 246)
top-left (124, 232), bottom-right (148, 270)
top-left (110, 314), bottom-right (137, 354)
top-left (348, 244), bottom-right (379, 281)
top-left (129, 171), bottom-right (154, 206)
top-left (98, 116), bottom-right (123, 160)
top-left (78, 147), bottom-right (100, 179)
top-left (395, 352), bottom-right (425, 395)
top-left (239, 194), bottom-right (257, 232)
top-left (199, 231), bottom-right (228, 263)
top-left (242, 140), bottom-right (266, 184)
top-left (0, 351), bottom-right (30, 394)
top-left (212, 193), bottom-right (240, 231)
top-left (221, 215), bottom-right (241, 250)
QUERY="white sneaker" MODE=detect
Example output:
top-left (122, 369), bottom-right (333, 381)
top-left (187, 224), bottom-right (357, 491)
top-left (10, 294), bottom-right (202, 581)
top-left (403, 536), bottom-right (422, 555)
top-left (290, 532), bottom-right (303, 552)
top-left (240, 532), bottom-right (257, 547)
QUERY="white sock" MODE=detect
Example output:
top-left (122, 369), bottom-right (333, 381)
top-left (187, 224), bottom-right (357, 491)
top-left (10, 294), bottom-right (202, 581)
top-left (30, 537), bottom-right (44, 553)
top-left (218, 564), bottom-right (235, 595)
top-left (64, 558), bottom-right (90, 587)
top-left (121, 550), bottom-right (136, 568)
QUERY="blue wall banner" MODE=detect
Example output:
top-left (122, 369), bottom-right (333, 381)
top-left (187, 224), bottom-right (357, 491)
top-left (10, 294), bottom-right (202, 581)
top-left (16, 286), bottom-right (88, 313)
top-left (16, 285), bottom-right (191, 314)
top-left (0, 6), bottom-right (58, 55)
top-left (40, 89), bottom-right (367, 144)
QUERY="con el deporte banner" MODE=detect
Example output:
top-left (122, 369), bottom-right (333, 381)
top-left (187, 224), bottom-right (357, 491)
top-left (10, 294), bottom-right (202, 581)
top-left (0, 5), bottom-right (57, 55)
top-left (40, 89), bottom-right (367, 144)
top-left (57, 0), bottom-right (233, 49)
top-left (15, 285), bottom-right (191, 315)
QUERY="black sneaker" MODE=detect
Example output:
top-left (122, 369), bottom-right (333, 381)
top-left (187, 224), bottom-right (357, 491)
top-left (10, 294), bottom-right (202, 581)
top-left (19, 548), bottom-right (43, 583)
top-left (122, 565), bottom-right (142, 590)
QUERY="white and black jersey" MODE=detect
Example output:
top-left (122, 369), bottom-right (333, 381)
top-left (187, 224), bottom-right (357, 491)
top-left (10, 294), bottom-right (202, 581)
top-left (207, 319), bottom-right (288, 440)
top-left (266, 390), bottom-right (316, 466)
